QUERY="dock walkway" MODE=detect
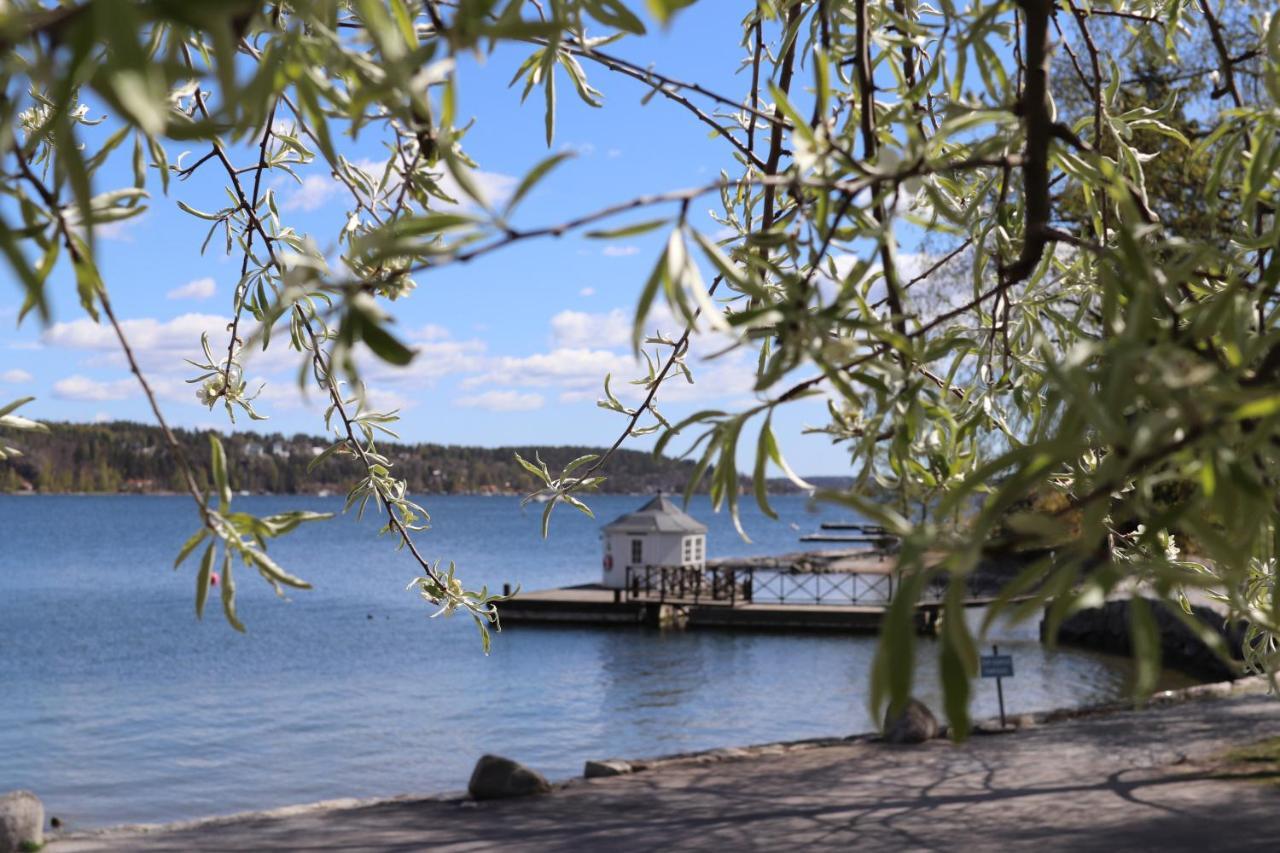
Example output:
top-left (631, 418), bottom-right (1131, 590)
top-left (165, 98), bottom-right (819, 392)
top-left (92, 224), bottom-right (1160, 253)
top-left (502, 584), bottom-right (903, 633)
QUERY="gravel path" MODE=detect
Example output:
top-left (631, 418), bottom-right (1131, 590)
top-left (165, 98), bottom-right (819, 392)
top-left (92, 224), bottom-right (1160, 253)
top-left (49, 682), bottom-right (1280, 852)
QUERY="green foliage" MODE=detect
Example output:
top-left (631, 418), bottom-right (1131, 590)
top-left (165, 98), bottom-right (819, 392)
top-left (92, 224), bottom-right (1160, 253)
top-left (168, 435), bottom-right (333, 631)
top-left (1220, 735), bottom-right (1280, 786)
top-left (3, 0), bottom-right (1280, 728)
top-left (0, 396), bottom-right (47, 461)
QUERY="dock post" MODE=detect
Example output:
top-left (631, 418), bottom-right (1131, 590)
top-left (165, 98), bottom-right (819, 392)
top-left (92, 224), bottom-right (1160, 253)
top-left (613, 588), bottom-right (621, 603)
top-left (993, 644), bottom-right (1007, 727)
top-left (503, 583), bottom-right (511, 597)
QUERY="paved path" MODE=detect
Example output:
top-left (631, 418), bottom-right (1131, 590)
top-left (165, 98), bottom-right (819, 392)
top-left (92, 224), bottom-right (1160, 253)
top-left (50, 685), bottom-right (1280, 852)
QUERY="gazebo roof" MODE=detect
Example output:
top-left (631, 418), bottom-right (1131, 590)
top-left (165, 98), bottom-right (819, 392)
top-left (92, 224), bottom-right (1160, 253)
top-left (602, 495), bottom-right (707, 534)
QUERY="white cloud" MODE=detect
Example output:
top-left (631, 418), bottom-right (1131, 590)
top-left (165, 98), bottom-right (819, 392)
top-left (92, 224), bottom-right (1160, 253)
top-left (44, 313), bottom-right (228, 353)
top-left (550, 305), bottom-right (682, 351)
top-left (40, 313), bottom-right (301, 380)
top-left (461, 347), bottom-right (634, 393)
top-left (602, 245), bottom-right (640, 257)
top-left (282, 174), bottom-right (341, 212)
top-left (454, 390), bottom-right (544, 412)
top-left (413, 323), bottom-right (452, 341)
top-left (550, 308), bottom-right (630, 349)
top-left (556, 389), bottom-right (600, 404)
top-left (93, 212), bottom-right (148, 243)
top-left (52, 374), bottom-right (196, 406)
top-left (363, 387), bottom-right (415, 413)
top-left (281, 162), bottom-right (518, 214)
top-left (1, 369), bottom-right (32, 384)
top-left (550, 347), bottom-right (757, 408)
top-left (367, 159), bottom-right (517, 208)
top-left (660, 349), bottom-right (758, 403)
top-left (607, 148), bottom-right (622, 159)
top-left (368, 338), bottom-right (487, 388)
top-left (579, 287), bottom-right (595, 297)
top-left (166, 277), bottom-right (217, 301)
top-left (823, 251), bottom-right (938, 305)
top-left (92, 411), bottom-right (112, 423)
top-left (53, 375), bottom-right (137, 401)
top-left (250, 381), bottom-right (322, 412)
top-left (437, 168), bottom-right (517, 209)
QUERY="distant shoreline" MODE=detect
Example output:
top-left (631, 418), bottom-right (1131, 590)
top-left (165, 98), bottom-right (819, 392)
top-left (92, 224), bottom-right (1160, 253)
top-left (1, 419), bottom-right (854, 497)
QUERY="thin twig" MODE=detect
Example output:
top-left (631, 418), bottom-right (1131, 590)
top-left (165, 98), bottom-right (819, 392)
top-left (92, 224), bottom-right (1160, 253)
top-left (1065, 2), bottom-right (1110, 242)
top-left (551, 39), bottom-right (765, 170)
top-left (398, 156), bottom-right (1018, 278)
top-left (569, 275), bottom-right (725, 491)
top-left (12, 145), bottom-right (211, 526)
top-left (182, 58), bottom-right (448, 588)
top-left (855, 0), bottom-right (907, 340)
top-left (554, 38), bottom-right (788, 131)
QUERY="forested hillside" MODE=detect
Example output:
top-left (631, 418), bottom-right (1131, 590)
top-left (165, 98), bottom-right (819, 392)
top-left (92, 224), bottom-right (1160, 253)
top-left (0, 421), bottom-right (708, 496)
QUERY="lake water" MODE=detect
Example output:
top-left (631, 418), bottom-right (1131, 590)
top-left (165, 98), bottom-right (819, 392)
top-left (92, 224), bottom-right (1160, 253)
top-left (0, 493), bottom-right (1193, 830)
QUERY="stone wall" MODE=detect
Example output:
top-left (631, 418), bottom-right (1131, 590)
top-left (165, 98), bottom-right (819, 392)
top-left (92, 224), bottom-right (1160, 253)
top-left (1048, 598), bottom-right (1246, 681)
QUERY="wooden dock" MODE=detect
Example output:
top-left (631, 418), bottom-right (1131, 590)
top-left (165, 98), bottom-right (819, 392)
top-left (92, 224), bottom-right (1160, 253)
top-left (500, 549), bottom-right (1022, 635)
top-left (501, 584), bottom-right (907, 634)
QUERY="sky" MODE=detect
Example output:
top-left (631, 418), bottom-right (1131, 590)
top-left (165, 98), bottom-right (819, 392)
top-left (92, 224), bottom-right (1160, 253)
top-left (1, 5), bottom-right (854, 476)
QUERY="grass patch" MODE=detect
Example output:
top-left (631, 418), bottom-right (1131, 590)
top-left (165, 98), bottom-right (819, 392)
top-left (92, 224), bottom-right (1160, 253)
top-left (1216, 737), bottom-right (1280, 787)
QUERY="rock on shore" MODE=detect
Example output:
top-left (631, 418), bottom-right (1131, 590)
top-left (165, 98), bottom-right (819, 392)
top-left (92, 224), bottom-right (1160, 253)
top-left (468, 755), bottom-right (552, 800)
top-left (584, 759), bottom-right (632, 778)
top-left (0, 790), bottom-right (43, 853)
top-left (883, 698), bottom-right (939, 744)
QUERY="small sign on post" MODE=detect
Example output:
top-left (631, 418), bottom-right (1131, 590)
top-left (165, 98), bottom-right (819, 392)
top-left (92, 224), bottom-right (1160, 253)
top-left (980, 644), bottom-right (1014, 727)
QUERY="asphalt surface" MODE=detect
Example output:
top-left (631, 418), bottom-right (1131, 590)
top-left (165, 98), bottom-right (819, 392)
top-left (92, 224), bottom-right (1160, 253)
top-left (49, 684), bottom-right (1280, 852)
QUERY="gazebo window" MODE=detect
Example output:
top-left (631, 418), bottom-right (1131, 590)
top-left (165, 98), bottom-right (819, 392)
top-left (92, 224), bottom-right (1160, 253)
top-left (631, 539), bottom-right (643, 564)
top-left (683, 537), bottom-right (693, 562)
top-left (694, 537), bottom-right (704, 561)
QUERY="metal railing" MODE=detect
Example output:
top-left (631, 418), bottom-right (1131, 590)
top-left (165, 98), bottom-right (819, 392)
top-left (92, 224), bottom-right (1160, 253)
top-left (624, 564), bottom-right (897, 607)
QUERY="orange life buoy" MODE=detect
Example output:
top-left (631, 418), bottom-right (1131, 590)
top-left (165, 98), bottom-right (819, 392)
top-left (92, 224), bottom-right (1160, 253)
top-left (603, 554), bottom-right (613, 571)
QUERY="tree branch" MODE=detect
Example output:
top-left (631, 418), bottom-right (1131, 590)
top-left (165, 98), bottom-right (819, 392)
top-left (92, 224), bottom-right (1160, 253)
top-left (1001, 0), bottom-right (1053, 287)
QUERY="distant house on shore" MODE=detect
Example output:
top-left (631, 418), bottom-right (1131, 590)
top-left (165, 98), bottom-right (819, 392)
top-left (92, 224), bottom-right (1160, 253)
top-left (600, 495), bottom-right (707, 589)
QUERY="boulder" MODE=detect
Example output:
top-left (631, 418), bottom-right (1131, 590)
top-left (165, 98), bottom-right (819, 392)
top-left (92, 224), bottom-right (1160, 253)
top-left (883, 698), bottom-right (939, 744)
top-left (468, 755), bottom-right (551, 800)
top-left (583, 759), bottom-right (631, 779)
top-left (0, 790), bottom-right (43, 853)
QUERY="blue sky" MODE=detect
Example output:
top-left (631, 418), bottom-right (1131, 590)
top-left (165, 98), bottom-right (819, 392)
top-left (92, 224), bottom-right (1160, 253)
top-left (2, 5), bottom-right (854, 476)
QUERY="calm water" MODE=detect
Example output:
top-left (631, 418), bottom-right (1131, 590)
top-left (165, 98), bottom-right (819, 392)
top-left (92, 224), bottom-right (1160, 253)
top-left (0, 494), bottom-right (1191, 829)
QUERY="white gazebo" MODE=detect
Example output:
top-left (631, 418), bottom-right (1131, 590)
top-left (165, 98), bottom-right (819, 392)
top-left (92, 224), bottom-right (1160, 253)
top-left (600, 495), bottom-right (707, 589)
